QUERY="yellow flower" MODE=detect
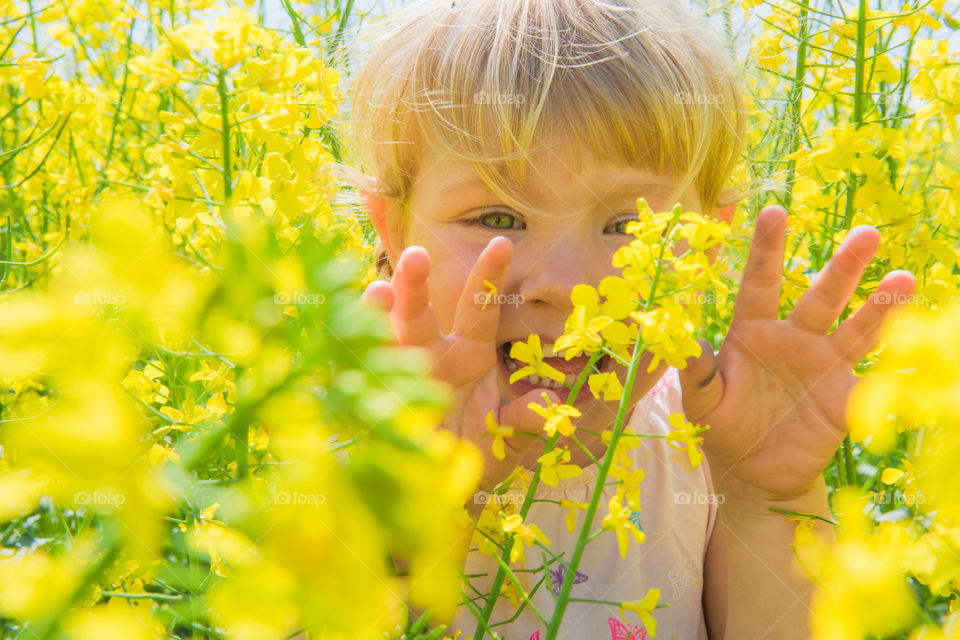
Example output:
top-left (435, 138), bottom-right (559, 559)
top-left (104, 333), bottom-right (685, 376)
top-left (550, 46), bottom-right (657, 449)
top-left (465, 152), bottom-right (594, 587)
top-left (597, 276), bottom-right (638, 320)
top-left (553, 305), bottom-right (612, 359)
top-left (537, 448), bottom-right (583, 487)
top-left (602, 427), bottom-right (640, 468)
top-left (786, 516), bottom-right (817, 547)
top-left (509, 334), bottom-right (566, 385)
top-left (609, 464), bottom-right (644, 511)
top-left (527, 393), bottom-right (581, 438)
top-left (502, 514), bottom-right (551, 563)
top-left (619, 587), bottom-right (661, 637)
top-left (620, 199), bottom-right (674, 248)
top-left (479, 279), bottom-right (497, 310)
top-left (881, 467), bottom-right (906, 485)
top-left (678, 212), bottom-right (730, 252)
top-left (601, 495), bottom-right (645, 557)
top-left (484, 411), bottom-right (514, 461)
top-left (630, 306), bottom-right (702, 373)
top-left (740, 0), bottom-right (764, 15)
top-left (17, 55), bottom-right (50, 100)
top-left (559, 499), bottom-right (588, 533)
top-left (554, 284), bottom-right (620, 359)
top-left (666, 413), bottom-right (709, 470)
top-left (809, 536), bottom-right (916, 639)
top-left (588, 371), bottom-right (623, 401)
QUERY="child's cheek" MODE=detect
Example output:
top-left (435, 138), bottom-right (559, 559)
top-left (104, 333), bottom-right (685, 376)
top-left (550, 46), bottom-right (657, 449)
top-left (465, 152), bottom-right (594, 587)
top-left (404, 221), bottom-right (477, 334)
top-left (428, 246), bottom-right (477, 335)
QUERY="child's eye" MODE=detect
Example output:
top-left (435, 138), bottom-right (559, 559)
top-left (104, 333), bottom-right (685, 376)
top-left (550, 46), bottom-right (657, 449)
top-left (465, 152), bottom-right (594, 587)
top-left (604, 216), bottom-right (638, 235)
top-left (464, 210), bottom-right (525, 230)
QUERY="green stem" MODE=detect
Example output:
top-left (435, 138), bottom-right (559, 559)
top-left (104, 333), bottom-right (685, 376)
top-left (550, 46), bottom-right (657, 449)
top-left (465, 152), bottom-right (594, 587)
top-left (843, 436), bottom-right (858, 486)
top-left (280, 0), bottom-right (305, 47)
top-left (833, 448), bottom-right (847, 487)
top-left (216, 69), bottom-right (232, 204)
top-left (483, 539), bottom-right (549, 627)
top-left (842, 0), bottom-right (868, 231)
top-left (98, 20), bottom-right (135, 190)
top-left (544, 223), bottom-right (677, 640)
top-left (329, 0), bottom-right (355, 64)
top-left (832, 0), bottom-right (869, 488)
top-left (100, 591), bottom-right (184, 601)
top-left (471, 352), bottom-right (601, 640)
top-left (767, 508), bottom-right (838, 527)
top-left (781, 0), bottom-right (810, 210)
top-left (544, 336), bottom-right (647, 640)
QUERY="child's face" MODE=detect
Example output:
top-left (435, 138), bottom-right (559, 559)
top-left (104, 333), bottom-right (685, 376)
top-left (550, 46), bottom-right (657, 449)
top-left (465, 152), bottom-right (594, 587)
top-left (398, 139), bottom-right (703, 433)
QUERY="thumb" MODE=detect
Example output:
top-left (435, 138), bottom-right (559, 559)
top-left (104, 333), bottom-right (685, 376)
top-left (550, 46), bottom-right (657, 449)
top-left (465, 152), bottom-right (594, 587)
top-left (677, 338), bottom-right (723, 422)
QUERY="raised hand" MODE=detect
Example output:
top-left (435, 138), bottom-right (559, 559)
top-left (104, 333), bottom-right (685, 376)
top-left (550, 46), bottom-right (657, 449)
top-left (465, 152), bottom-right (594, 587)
top-left (362, 237), bottom-right (561, 495)
top-left (678, 205), bottom-right (916, 500)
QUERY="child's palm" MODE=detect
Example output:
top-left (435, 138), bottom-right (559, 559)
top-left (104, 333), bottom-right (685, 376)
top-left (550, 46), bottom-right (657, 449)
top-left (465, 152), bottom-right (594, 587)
top-left (363, 239), bottom-right (558, 492)
top-left (680, 207), bottom-right (916, 500)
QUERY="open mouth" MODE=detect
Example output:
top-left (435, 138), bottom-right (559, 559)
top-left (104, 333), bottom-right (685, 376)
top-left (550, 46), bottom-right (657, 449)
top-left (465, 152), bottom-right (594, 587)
top-left (498, 340), bottom-right (611, 394)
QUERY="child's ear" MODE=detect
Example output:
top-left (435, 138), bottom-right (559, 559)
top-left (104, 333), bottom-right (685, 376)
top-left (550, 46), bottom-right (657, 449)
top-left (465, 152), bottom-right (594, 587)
top-left (716, 203), bottom-right (736, 224)
top-left (705, 203), bottom-right (736, 265)
top-left (360, 187), bottom-right (403, 269)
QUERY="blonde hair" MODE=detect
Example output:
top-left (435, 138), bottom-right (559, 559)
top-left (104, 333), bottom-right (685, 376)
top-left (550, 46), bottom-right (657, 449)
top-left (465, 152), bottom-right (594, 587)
top-left (346, 0), bottom-right (752, 277)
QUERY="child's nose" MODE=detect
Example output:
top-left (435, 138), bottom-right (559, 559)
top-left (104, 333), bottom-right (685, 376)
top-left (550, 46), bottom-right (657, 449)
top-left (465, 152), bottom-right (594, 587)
top-left (514, 241), bottom-right (594, 310)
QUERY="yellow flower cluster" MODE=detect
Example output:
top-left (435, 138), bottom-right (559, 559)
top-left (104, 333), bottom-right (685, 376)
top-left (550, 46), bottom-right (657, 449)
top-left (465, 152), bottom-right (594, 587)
top-left (5, 0), bottom-right (960, 637)
top-left (741, 5), bottom-right (960, 636)
top-left (555, 200), bottom-right (730, 378)
top-left (0, 1), bottom-right (479, 638)
top-left (468, 198), bottom-right (728, 636)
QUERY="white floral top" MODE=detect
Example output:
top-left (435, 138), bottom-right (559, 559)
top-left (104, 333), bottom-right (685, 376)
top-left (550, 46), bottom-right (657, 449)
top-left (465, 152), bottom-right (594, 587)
top-left (452, 367), bottom-right (718, 640)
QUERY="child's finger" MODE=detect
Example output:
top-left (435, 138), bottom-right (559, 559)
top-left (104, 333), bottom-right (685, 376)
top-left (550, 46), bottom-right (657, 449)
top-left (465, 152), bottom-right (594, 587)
top-left (450, 236), bottom-right (513, 344)
top-left (833, 270), bottom-right (916, 365)
top-left (788, 225), bottom-right (879, 334)
top-left (361, 280), bottom-right (394, 313)
top-left (677, 338), bottom-right (723, 424)
top-left (391, 246), bottom-right (444, 346)
top-left (731, 206), bottom-right (788, 324)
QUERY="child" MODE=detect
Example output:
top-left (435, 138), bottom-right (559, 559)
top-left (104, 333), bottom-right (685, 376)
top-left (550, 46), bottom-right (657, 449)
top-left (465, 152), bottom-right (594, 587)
top-left (348, 0), bottom-right (916, 638)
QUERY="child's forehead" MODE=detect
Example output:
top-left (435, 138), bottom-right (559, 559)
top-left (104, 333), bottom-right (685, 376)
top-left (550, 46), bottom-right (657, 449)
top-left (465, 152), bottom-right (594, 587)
top-left (412, 142), bottom-right (687, 211)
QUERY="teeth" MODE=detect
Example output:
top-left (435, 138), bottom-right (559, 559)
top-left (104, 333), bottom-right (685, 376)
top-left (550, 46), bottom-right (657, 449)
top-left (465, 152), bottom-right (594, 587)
top-left (500, 340), bottom-right (583, 391)
top-left (524, 373), bottom-right (566, 391)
